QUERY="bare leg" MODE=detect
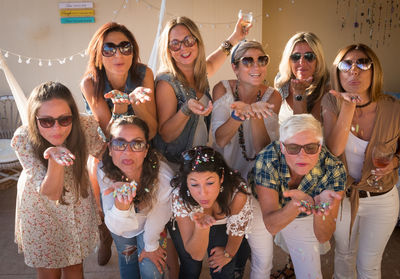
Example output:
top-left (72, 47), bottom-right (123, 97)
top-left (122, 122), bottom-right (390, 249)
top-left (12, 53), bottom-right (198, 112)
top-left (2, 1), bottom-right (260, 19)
top-left (37, 267), bottom-right (61, 279)
top-left (166, 237), bottom-right (180, 279)
top-left (61, 263), bottom-right (84, 279)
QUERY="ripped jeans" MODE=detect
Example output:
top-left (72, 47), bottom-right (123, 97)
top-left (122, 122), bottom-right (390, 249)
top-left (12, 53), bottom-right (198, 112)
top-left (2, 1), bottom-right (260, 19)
top-left (111, 232), bottom-right (163, 279)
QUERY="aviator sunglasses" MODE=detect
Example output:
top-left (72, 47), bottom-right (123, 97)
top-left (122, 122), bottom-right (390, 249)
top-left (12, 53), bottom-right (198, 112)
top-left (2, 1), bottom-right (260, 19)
top-left (290, 52), bottom-right (316, 63)
top-left (282, 142), bottom-right (320, 155)
top-left (168, 35), bottom-right (197, 52)
top-left (110, 139), bottom-right (147, 152)
top-left (338, 58), bottom-right (372, 72)
top-left (36, 115), bottom-right (73, 128)
top-left (236, 55), bottom-right (269, 67)
top-left (102, 41), bottom-right (133, 57)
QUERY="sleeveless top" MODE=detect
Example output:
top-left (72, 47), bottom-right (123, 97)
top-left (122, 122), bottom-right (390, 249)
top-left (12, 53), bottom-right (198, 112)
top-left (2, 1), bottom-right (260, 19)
top-left (83, 63), bottom-right (147, 115)
top-left (152, 73), bottom-right (212, 163)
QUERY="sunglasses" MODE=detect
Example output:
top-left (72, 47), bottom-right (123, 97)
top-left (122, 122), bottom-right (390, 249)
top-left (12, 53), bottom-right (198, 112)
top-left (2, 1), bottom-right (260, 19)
top-left (102, 41), bottom-right (133, 57)
top-left (36, 115), bottom-right (73, 128)
top-left (338, 58), bottom-right (372, 72)
top-left (282, 142), bottom-right (320, 155)
top-left (236, 55), bottom-right (269, 67)
top-left (110, 139), bottom-right (147, 152)
top-left (168, 35), bottom-right (197, 52)
top-left (290, 52), bottom-right (316, 62)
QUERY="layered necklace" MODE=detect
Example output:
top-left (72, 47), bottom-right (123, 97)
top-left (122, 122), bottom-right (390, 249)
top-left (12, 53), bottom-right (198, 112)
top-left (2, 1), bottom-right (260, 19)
top-left (233, 81), bottom-right (262, 161)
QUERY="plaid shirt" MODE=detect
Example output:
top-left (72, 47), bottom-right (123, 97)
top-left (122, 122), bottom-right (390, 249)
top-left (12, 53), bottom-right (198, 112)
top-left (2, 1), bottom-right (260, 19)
top-left (253, 141), bottom-right (346, 211)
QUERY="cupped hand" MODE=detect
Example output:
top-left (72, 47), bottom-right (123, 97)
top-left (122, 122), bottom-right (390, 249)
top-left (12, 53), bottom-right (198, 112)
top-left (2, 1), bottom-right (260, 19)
top-left (313, 190), bottom-right (342, 216)
top-left (192, 212), bottom-right (216, 229)
top-left (104, 181), bottom-right (137, 210)
top-left (188, 99), bottom-right (213, 116)
top-left (250, 101), bottom-right (274, 119)
top-left (231, 101), bottom-right (254, 120)
top-left (329, 90), bottom-right (362, 105)
top-left (104, 90), bottom-right (130, 104)
top-left (283, 189), bottom-right (314, 215)
top-left (290, 76), bottom-right (313, 95)
top-left (43, 146), bottom-right (75, 166)
top-left (208, 246), bottom-right (231, 273)
top-left (138, 246), bottom-right (167, 274)
top-left (129, 87), bottom-right (152, 105)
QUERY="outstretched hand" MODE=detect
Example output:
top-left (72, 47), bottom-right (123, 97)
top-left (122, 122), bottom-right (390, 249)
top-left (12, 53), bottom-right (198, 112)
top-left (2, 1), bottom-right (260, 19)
top-left (104, 181), bottom-right (137, 210)
top-left (290, 76), bottom-right (313, 95)
top-left (313, 190), bottom-right (342, 216)
top-left (129, 87), bottom-right (152, 105)
top-left (43, 146), bottom-right (75, 166)
top-left (104, 90), bottom-right (130, 104)
top-left (192, 212), bottom-right (216, 229)
top-left (188, 99), bottom-right (213, 116)
top-left (283, 189), bottom-right (314, 215)
top-left (329, 89), bottom-right (362, 105)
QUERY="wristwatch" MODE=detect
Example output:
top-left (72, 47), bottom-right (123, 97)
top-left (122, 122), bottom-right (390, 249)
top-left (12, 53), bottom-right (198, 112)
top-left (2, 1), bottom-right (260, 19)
top-left (223, 250), bottom-right (232, 259)
top-left (220, 40), bottom-right (233, 55)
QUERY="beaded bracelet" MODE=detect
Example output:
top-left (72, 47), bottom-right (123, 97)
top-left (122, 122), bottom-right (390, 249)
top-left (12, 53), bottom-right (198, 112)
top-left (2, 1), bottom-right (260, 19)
top-left (231, 110), bottom-right (244, 121)
top-left (181, 102), bottom-right (192, 116)
top-left (112, 112), bottom-right (129, 120)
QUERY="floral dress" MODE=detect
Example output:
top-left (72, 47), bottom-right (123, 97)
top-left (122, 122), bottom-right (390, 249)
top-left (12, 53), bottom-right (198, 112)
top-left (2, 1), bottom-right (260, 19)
top-left (171, 187), bottom-right (253, 237)
top-left (11, 115), bottom-right (104, 268)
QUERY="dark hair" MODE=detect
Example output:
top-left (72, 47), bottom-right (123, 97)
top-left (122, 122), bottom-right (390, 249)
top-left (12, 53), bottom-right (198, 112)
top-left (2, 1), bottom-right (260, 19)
top-left (27, 81), bottom-right (89, 204)
top-left (83, 22), bottom-right (141, 101)
top-left (170, 146), bottom-right (248, 216)
top-left (101, 116), bottom-right (160, 210)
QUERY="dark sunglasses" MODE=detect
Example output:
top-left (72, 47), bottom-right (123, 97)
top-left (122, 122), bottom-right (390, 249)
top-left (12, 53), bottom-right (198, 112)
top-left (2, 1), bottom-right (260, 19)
top-left (182, 146), bottom-right (215, 161)
top-left (36, 115), bottom-right (73, 128)
top-left (102, 41), bottom-right (133, 57)
top-left (290, 52), bottom-right (316, 62)
top-left (282, 142), bottom-right (320, 155)
top-left (236, 55), bottom-right (269, 67)
top-left (110, 139), bottom-right (147, 152)
top-left (338, 58), bottom-right (372, 72)
top-left (168, 35), bottom-right (197, 52)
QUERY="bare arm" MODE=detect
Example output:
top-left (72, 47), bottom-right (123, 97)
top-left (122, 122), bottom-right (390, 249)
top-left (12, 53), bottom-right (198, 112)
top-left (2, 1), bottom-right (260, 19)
top-left (130, 67), bottom-right (158, 139)
top-left (40, 158), bottom-right (65, 200)
top-left (322, 91), bottom-right (356, 156)
top-left (81, 77), bottom-right (112, 133)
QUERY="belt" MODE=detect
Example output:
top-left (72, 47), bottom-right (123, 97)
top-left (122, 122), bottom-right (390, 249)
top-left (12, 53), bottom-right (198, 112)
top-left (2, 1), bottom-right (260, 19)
top-left (346, 188), bottom-right (392, 198)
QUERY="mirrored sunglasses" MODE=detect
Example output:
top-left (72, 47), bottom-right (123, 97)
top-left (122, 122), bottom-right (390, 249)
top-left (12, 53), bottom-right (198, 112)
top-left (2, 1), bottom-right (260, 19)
top-left (168, 35), bottom-right (197, 52)
top-left (36, 115), bottom-right (73, 128)
top-left (337, 58), bottom-right (372, 72)
top-left (290, 52), bottom-right (316, 62)
top-left (237, 55), bottom-right (269, 67)
top-left (110, 139), bottom-right (147, 152)
top-left (282, 142), bottom-right (320, 155)
top-left (102, 41), bottom-right (133, 57)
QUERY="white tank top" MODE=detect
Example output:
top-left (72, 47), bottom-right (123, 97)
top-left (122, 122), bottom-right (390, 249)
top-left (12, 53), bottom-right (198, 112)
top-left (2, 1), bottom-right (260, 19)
top-left (345, 132), bottom-right (369, 182)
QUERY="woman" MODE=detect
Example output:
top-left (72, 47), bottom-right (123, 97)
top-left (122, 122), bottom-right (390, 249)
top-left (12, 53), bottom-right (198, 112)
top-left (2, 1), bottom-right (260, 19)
top-left (98, 115), bottom-right (173, 279)
top-left (254, 114), bottom-right (346, 278)
top-left (275, 32), bottom-right (329, 123)
top-left (81, 22), bottom-right (157, 265)
top-left (322, 43), bottom-right (400, 278)
top-left (170, 146), bottom-right (252, 278)
top-left (11, 81), bottom-right (104, 278)
top-left (153, 16), bottom-right (249, 166)
top-left (211, 40), bottom-right (280, 278)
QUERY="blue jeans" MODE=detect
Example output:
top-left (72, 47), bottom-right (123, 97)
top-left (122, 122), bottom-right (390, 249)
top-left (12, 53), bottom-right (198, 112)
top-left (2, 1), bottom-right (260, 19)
top-left (111, 232), bottom-right (164, 279)
top-left (167, 221), bottom-right (237, 279)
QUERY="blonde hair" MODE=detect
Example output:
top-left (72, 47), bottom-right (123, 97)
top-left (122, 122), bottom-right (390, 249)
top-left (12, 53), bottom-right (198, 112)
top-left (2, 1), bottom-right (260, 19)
top-left (158, 16), bottom-right (208, 93)
top-left (331, 43), bottom-right (383, 102)
top-left (279, 114), bottom-right (323, 143)
top-left (275, 32), bottom-right (329, 112)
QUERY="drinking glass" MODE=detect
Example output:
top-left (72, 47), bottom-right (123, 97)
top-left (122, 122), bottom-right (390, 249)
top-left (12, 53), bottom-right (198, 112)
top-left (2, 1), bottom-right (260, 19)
top-left (367, 142), bottom-right (393, 190)
top-left (238, 10), bottom-right (253, 33)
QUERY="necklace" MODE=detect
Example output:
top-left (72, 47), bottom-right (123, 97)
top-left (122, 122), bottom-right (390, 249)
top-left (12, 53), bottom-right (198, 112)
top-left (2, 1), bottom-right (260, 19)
top-left (356, 100), bottom-right (372, 108)
top-left (233, 81), bottom-right (261, 161)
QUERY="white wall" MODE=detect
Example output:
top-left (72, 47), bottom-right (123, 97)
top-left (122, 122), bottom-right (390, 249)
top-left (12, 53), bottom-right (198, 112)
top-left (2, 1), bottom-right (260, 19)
top-left (0, 0), bottom-right (262, 111)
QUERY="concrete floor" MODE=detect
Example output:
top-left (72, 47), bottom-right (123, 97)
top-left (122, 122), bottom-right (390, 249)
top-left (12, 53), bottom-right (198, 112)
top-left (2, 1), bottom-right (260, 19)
top-left (1, 182), bottom-right (399, 278)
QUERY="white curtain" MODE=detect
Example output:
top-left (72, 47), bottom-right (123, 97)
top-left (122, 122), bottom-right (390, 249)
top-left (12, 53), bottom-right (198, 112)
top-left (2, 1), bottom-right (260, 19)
top-left (0, 52), bottom-right (28, 125)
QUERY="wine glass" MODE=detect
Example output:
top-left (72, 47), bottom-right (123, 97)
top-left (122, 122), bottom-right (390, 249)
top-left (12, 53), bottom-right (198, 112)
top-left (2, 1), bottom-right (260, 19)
top-left (367, 142), bottom-right (393, 190)
top-left (238, 10), bottom-right (253, 33)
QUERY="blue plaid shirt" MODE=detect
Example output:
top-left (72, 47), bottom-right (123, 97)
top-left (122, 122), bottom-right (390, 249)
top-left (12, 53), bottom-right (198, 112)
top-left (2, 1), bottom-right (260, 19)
top-left (253, 141), bottom-right (346, 213)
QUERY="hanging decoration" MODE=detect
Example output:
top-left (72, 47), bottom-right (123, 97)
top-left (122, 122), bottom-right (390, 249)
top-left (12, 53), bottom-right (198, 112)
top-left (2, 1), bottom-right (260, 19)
top-left (336, 0), bottom-right (400, 48)
top-left (0, 0), bottom-right (266, 67)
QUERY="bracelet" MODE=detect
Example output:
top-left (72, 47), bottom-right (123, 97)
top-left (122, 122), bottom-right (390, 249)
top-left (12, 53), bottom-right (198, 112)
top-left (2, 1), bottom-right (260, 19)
top-left (223, 250), bottom-right (232, 259)
top-left (220, 40), bottom-right (233, 55)
top-left (180, 101), bottom-right (192, 116)
top-left (111, 111), bottom-right (128, 120)
top-left (231, 110), bottom-right (244, 121)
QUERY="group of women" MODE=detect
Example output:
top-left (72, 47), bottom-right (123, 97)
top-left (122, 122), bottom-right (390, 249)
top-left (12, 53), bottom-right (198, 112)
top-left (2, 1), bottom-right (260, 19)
top-left (10, 11), bottom-right (400, 279)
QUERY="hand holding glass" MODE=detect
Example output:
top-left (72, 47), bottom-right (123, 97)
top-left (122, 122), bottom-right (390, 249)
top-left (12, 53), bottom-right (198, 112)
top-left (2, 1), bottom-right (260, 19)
top-left (238, 10), bottom-right (253, 33)
top-left (367, 143), bottom-right (393, 190)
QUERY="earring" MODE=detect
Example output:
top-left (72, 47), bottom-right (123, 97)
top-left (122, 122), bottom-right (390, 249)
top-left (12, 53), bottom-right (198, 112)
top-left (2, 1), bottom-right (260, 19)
top-left (220, 186), bottom-right (224, 193)
top-left (187, 190), bottom-right (191, 197)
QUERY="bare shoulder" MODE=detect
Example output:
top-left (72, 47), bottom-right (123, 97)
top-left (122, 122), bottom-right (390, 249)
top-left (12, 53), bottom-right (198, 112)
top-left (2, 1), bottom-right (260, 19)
top-left (81, 75), bottom-right (95, 98)
top-left (229, 191), bottom-right (248, 215)
top-left (212, 80), bottom-right (233, 102)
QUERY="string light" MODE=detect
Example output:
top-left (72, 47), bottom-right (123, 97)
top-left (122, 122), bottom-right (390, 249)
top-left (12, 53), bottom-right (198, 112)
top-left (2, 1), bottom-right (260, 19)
top-left (18, 56), bottom-right (22, 63)
top-left (25, 58), bottom-right (31, 64)
top-left (48, 60), bottom-right (52, 66)
top-left (38, 59), bottom-right (43, 67)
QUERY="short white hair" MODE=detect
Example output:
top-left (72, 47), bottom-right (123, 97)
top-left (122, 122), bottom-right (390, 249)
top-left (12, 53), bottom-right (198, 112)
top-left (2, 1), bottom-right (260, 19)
top-left (279, 114), bottom-right (323, 143)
